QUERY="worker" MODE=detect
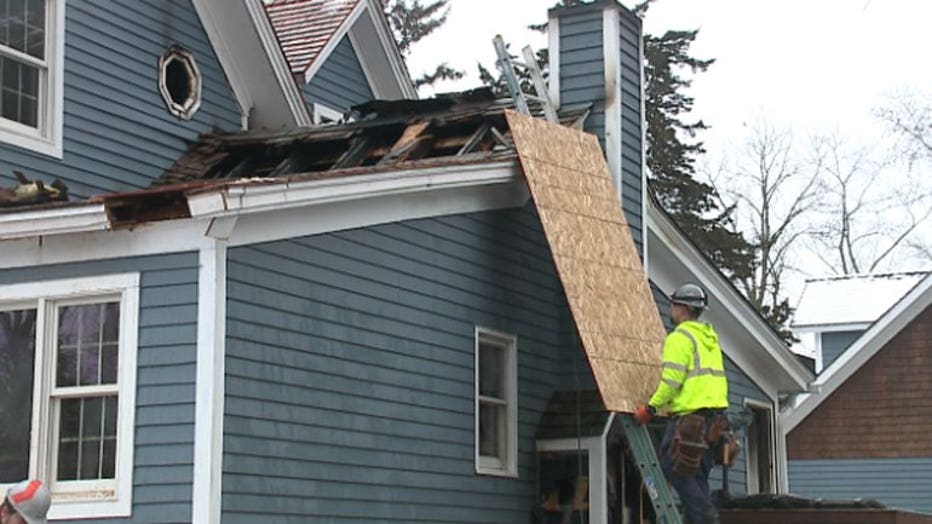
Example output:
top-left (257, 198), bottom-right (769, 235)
top-left (1, 480), bottom-right (51, 524)
top-left (633, 283), bottom-right (729, 524)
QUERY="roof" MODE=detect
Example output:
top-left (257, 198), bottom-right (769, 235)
top-left (792, 271), bottom-right (929, 329)
top-left (784, 272), bottom-right (932, 431)
top-left (264, 0), bottom-right (360, 76)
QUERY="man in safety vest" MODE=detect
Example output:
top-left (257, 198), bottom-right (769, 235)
top-left (634, 283), bottom-right (728, 524)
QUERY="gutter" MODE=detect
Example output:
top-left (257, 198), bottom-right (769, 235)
top-left (186, 160), bottom-right (521, 218)
top-left (0, 203), bottom-right (109, 241)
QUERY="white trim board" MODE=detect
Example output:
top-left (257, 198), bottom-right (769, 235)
top-left (191, 240), bottom-right (228, 524)
top-left (0, 161), bottom-right (525, 268)
top-left (601, 5), bottom-right (623, 203)
top-left (547, 14), bottom-right (561, 109)
top-left (193, 0), bottom-right (311, 128)
top-left (647, 200), bottom-right (813, 397)
top-left (783, 274), bottom-right (932, 432)
top-left (348, 0), bottom-right (417, 99)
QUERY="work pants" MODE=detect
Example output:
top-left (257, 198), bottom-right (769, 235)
top-left (659, 417), bottom-right (720, 524)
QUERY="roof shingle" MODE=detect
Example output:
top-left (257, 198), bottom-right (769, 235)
top-left (264, 0), bottom-right (362, 75)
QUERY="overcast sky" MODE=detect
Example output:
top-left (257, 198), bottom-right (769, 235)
top-left (406, 0), bottom-right (932, 154)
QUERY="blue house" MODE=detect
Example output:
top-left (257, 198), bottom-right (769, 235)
top-left (0, 1), bottom-right (811, 522)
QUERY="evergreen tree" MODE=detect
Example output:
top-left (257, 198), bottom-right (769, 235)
top-left (381, 0), bottom-right (464, 89)
top-left (478, 2), bottom-right (795, 342)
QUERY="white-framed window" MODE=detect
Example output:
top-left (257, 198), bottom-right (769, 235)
top-left (474, 327), bottom-right (518, 477)
top-left (0, 273), bottom-right (139, 520)
top-left (312, 102), bottom-right (343, 125)
top-left (158, 46), bottom-right (201, 120)
top-left (0, 0), bottom-right (64, 157)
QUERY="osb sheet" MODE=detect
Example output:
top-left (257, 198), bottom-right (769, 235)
top-left (506, 110), bottom-right (666, 413)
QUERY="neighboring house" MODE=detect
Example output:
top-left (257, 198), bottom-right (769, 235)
top-left (792, 272), bottom-right (928, 372)
top-left (0, 1), bottom-right (811, 523)
top-left (784, 273), bottom-right (932, 513)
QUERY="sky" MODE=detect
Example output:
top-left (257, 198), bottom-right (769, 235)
top-left (404, 0), bottom-right (932, 314)
top-left (406, 0), bottom-right (932, 156)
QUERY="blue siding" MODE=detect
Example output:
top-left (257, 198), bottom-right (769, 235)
top-left (619, 11), bottom-right (644, 250)
top-left (789, 458), bottom-right (932, 513)
top-left (0, 253), bottom-right (200, 523)
top-left (0, 0), bottom-right (242, 199)
top-left (223, 205), bottom-right (590, 523)
top-left (557, 6), bottom-right (644, 253)
top-left (304, 35), bottom-right (374, 114)
top-left (821, 330), bottom-right (863, 370)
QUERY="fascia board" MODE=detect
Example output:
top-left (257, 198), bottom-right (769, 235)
top-left (360, 0), bottom-right (417, 99)
top-left (190, 0), bottom-right (252, 124)
top-left (302, 1), bottom-right (367, 85)
top-left (646, 201), bottom-right (814, 393)
top-left (243, 0), bottom-right (313, 126)
top-left (0, 204), bottom-right (109, 240)
top-left (187, 161), bottom-right (521, 219)
top-left (783, 274), bottom-right (932, 432)
top-left (792, 322), bottom-right (872, 333)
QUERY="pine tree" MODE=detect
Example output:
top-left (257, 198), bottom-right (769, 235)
top-left (381, 0), bottom-right (464, 89)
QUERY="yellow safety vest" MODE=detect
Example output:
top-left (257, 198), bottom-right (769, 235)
top-left (648, 321), bottom-right (728, 415)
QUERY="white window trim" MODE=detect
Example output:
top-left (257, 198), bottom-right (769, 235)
top-left (474, 326), bottom-right (518, 477)
top-left (158, 46), bottom-right (202, 120)
top-left (743, 398), bottom-right (776, 495)
top-left (312, 102), bottom-right (343, 125)
top-left (0, 273), bottom-right (139, 520)
top-left (536, 433), bottom-right (609, 524)
top-left (0, 0), bottom-right (65, 158)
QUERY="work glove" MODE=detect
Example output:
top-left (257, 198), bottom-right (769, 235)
top-left (633, 405), bottom-right (655, 425)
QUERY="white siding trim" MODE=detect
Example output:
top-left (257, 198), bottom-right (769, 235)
top-left (192, 240), bottom-right (228, 523)
top-left (784, 274), bottom-right (932, 432)
top-left (601, 6), bottom-right (622, 202)
top-left (347, 0), bottom-right (417, 100)
top-left (243, 0), bottom-right (312, 126)
top-left (537, 434), bottom-right (609, 524)
top-left (743, 398), bottom-right (776, 495)
top-left (547, 14), bottom-right (561, 108)
top-left (0, 204), bottom-right (109, 241)
top-left (638, 16), bottom-right (648, 269)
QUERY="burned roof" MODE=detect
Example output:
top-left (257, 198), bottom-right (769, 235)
top-left (156, 89), bottom-right (590, 188)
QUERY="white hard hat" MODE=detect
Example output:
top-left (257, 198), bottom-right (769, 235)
top-left (6, 480), bottom-right (50, 524)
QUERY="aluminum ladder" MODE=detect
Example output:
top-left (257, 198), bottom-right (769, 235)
top-left (619, 414), bottom-right (684, 524)
top-left (492, 35), bottom-right (559, 124)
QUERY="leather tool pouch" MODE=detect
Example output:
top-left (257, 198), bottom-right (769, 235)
top-left (717, 431), bottom-right (740, 468)
top-left (670, 414), bottom-right (708, 477)
top-left (706, 413), bottom-right (728, 444)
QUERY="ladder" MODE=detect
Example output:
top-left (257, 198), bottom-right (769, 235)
top-left (492, 35), bottom-right (559, 124)
top-left (619, 414), bottom-right (684, 524)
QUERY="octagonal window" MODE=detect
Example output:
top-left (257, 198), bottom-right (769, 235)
top-left (158, 47), bottom-right (201, 120)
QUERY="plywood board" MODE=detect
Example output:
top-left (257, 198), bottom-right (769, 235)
top-left (506, 110), bottom-right (666, 413)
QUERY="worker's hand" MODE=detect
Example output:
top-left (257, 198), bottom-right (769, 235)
top-left (633, 405), bottom-right (655, 425)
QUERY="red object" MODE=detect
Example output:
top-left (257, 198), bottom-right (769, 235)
top-left (633, 405), bottom-right (653, 425)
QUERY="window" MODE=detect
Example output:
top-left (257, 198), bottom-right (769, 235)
top-left (158, 46), bottom-right (201, 120)
top-left (0, 274), bottom-right (139, 519)
top-left (475, 327), bottom-right (517, 476)
top-left (0, 0), bottom-right (64, 157)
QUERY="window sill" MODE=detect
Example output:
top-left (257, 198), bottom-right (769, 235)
top-left (0, 123), bottom-right (63, 159)
top-left (47, 495), bottom-right (131, 520)
top-left (475, 465), bottom-right (519, 478)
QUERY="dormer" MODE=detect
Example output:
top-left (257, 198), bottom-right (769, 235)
top-left (264, 0), bottom-right (417, 123)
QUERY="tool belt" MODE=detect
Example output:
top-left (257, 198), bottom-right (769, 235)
top-left (671, 411), bottom-right (740, 476)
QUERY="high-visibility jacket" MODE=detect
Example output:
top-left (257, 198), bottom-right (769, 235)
top-left (648, 320), bottom-right (729, 415)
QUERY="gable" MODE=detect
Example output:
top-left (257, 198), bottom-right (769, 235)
top-left (303, 35), bottom-right (374, 115)
top-left (788, 305), bottom-right (932, 460)
top-left (0, 0), bottom-right (243, 200)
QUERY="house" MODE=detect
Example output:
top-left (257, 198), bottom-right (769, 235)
top-left (791, 272), bottom-right (928, 372)
top-left (784, 272), bottom-right (932, 514)
top-left (0, 1), bottom-right (812, 522)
